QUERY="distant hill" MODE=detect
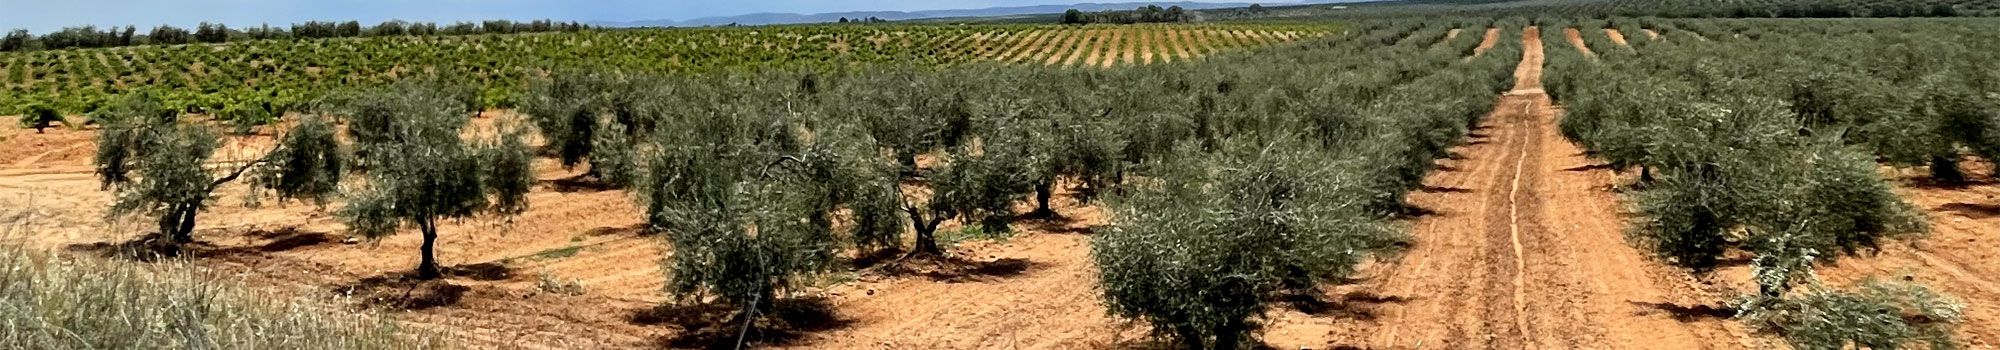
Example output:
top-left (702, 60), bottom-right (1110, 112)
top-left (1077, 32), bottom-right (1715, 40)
top-left (590, 1), bottom-right (1341, 27)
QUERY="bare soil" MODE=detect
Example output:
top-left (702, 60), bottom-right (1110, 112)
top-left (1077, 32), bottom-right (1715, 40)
top-left (1471, 28), bottom-right (1502, 59)
top-left (1439, 28), bottom-right (1464, 48)
top-left (1293, 26), bottom-right (1752, 349)
top-left (1564, 28), bottom-right (1597, 57)
top-left (1605, 28), bottom-right (1630, 47)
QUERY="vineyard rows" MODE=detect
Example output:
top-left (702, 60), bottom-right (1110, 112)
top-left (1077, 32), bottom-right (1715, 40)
top-left (0, 24), bottom-right (1322, 117)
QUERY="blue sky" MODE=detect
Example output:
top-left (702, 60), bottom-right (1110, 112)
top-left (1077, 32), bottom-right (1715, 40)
top-left (0, 0), bottom-right (1116, 33)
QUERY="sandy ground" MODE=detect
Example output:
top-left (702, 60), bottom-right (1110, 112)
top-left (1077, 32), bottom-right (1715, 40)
top-left (1277, 26), bottom-right (1750, 350)
top-left (1471, 27), bottom-right (1502, 59)
top-left (1644, 29), bottom-right (1663, 41)
top-left (1605, 28), bottom-right (1630, 47)
top-left (1565, 27), bottom-right (1597, 57)
top-left (1439, 28), bottom-right (1464, 48)
top-left (1, 25), bottom-right (1993, 350)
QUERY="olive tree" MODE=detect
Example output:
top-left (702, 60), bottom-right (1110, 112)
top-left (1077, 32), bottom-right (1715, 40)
top-left (94, 94), bottom-right (343, 245)
top-left (1093, 138), bottom-right (1401, 349)
top-left (637, 102), bottom-right (883, 326)
top-left (336, 86), bottom-right (532, 279)
top-left (20, 104), bottom-right (64, 133)
top-left (522, 71), bottom-right (656, 187)
top-left (1022, 108), bottom-right (1125, 218)
top-left (1624, 96), bottom-right (1953, 349)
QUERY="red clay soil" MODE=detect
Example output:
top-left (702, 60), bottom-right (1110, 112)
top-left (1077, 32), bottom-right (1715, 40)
top-left (1605, 28), bottom-right (1630, 47)
top-left (0, 127), bottom-right (96, 168)
top-left (1287, 26), bottom-right (1752, 349)
top-left (1564, 28), bottom-right (1596, 57)
top-left (0, 115), bottom-right (1144, 349)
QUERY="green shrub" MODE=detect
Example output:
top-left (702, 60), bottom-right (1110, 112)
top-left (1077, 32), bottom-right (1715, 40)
top-left (1093, 138), bottom-right (1401, 349)
top-left (19, 104), bottom-right (64, 133)
top-left (1740, 280), bottom-right (1963, 350)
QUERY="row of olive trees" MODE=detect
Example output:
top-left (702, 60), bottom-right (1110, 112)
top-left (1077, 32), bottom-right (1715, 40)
top-left (1542, 18), bottom-right (1981, 349)
top-left (94, 81), bottom-right (531, 280)
top-left (488, 17), bottom-right (1512, 347)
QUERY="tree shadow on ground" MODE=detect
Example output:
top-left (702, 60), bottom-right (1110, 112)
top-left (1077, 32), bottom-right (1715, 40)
top-left (1107, 337), bottom-right (1287, 350)
top-left (1014, 213), bottom-right (1095, 235)
top-left (584, 223), bottom-right (650, 237)
top-left (1563, 163), bottom-right (1615, 172)
top-left (1419, 185), bottom-right (1474, 194)
top-left (628, 297), bottom-right (852, 349)
top-left (541, 173), bottom-right (620, 193)
top-left (333, 276), bottom-right (471, 310)
top-left (63, 233), bottom-right (193, 262)
top-left (330, 262), bottom-right (513, 310)
top-left (63, 227), bottom-right (340, 262)
top-left (1630, 301), bottom-right (1735, 321)
top-left (1937, 203), bottom-right (2000, 219)
top-left (1283, 290), bottom-right (1410, 321)
top-left (1393, 203), bottom-right (1442, 219)
top-left (864, 255), bottom-right (1038, 283)
top-left (1905, 176), bottom-right (1996, 190)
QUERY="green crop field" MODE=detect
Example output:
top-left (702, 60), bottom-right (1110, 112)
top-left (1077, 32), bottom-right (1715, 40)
top-left (0, 23), bottom-right (1327, 118)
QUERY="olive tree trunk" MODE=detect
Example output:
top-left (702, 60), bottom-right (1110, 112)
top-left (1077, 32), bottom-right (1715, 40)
top-left (416, 218), bottom-right (443, 279)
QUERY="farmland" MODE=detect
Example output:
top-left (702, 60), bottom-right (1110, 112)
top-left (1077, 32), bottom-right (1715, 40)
top-left (3, 1), bottom-right (1999, 349)
top-left (0, 23), bottom-right (1323, 118)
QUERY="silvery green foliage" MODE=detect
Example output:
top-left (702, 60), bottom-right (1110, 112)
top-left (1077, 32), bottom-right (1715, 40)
top-left (251, 114), bottom-right (344, 207)
top-left (1739, 280), bottom-right (1963, 350)
top-left (336, 84), bottom-right (532, 278)
top-left (94, 93), bottom-right (343, 243)
top-left (522, 71), bottom-right (608, 169)
top-left (639, 107), bottom-right (836, 311)
top-left (589, 118), bottom-right (639, 188)
top-left (1093, 138), bottom-right (1401, 349)
top-left (1543, 20), bottom-right (1962, 349)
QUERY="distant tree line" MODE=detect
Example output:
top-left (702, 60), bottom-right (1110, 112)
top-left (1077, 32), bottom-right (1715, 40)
top-left (1061, 5), bottom-right (1192, 24)
top-left (1, 19), bottom-right (590, 52)
top-left (836, 17), bottom-right (891, 23)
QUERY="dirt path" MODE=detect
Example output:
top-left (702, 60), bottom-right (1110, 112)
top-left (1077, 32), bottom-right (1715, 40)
top-left (1605, 28), bottom-right (1630, 47)
top-left (1438, 28), bottom-right (1464, 48)
top-left (1471, 28), bottom-right (1501, 58)
top-left (1564, 28), bottom-right (1596, 57)
top-left (1298, 26), bottom-right (1747, 349)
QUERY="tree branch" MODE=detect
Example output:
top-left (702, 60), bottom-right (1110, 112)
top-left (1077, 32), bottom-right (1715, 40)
top-left (209, 156), bottom-right (271, 189)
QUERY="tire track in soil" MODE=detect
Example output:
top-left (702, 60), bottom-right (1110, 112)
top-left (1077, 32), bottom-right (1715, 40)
top-left (1311, 26), bottom-right (1744, 350)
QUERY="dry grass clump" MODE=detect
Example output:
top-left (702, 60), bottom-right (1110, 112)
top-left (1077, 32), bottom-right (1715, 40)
top-left (0, 244), bottom-right (439, 349)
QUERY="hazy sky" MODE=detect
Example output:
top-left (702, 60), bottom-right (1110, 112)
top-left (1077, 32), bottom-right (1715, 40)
top-left (0, 0), bottom-right (1118, 33)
